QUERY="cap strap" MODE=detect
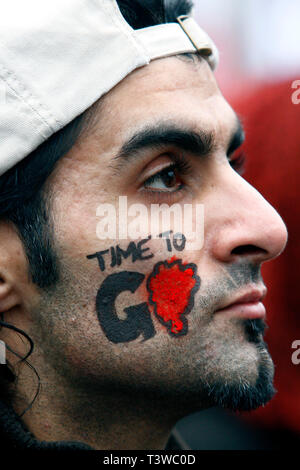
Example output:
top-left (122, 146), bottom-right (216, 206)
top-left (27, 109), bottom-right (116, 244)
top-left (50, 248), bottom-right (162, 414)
top-left (134, 16), bottom-right (219, 70)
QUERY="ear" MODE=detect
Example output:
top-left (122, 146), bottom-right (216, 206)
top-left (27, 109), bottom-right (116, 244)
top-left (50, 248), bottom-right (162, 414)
top-left (0, 222), bottom-right (38, 375)
top-left (0, 221), bottom-right (33, 316)
top-left (0, 276), bottom-right (20, 313)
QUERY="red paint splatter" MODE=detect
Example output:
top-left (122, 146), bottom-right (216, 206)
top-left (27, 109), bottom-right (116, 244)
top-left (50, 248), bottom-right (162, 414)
top-left (147, 256), bottom-right (199, 336)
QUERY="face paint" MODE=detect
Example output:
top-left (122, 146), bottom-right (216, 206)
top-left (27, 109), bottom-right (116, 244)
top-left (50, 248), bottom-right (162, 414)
top-left (87, 236), bottom-right (153, 272)
top-left (87, 233), bottom-right (200, 343)
top-left (96, 271), bottom-right (155, 343)
top-left (147, 257), bottom-right (200, 336)
top-left (159, 230), bottom-right (186, 252)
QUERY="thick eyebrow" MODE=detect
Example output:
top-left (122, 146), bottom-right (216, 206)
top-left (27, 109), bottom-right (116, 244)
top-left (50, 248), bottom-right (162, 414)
top-left (111, 118), bottom-right (244, 170)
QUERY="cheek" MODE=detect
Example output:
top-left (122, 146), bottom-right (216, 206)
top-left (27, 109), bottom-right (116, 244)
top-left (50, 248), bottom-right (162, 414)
top-left (86, 232), bottom-right (201, 343)
top-left (146, 256), bottom-right (200, 336)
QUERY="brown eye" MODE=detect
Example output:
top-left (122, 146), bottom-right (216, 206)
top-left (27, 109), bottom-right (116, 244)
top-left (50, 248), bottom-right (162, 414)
top-left (161, 168), bottom-right (178, 188)
top-left (143, 165), bottom-right (183, 192)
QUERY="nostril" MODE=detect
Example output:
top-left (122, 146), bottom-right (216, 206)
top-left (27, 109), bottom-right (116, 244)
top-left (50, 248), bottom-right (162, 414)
top-left (231, 244), bottom-right (268, 256)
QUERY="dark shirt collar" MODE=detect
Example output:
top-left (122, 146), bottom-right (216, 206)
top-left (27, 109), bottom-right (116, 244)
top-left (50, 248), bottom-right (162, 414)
top-left (0, 400), bottom-right (92, 450)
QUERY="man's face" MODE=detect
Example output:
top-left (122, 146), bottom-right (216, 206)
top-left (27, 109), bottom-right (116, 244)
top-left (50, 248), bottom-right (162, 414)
top-left (27, 55), bottom-right (287, 414)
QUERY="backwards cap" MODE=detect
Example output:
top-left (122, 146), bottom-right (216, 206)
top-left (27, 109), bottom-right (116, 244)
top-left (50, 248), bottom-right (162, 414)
top-left (0, 0), bottom-right (219, 176)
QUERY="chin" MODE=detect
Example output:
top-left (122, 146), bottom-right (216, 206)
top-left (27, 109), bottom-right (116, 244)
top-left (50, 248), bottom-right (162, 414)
top-left (205, 340), bottom-right (276, 412)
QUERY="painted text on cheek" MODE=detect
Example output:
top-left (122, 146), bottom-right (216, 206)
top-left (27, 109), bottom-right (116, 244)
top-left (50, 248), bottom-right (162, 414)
top-left (87, 235), bottom-right (200, 343)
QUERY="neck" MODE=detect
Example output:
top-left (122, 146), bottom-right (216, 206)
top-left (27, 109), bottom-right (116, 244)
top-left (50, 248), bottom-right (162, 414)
top-left (13, 361), bottom-right (189, 450)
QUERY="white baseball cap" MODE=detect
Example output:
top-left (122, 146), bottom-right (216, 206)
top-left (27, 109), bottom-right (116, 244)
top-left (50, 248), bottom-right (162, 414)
top-left (0, 0), bottom-right (219, 176)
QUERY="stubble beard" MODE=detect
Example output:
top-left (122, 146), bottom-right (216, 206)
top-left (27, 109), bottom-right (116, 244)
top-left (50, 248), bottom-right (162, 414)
top-left (31, 256), bottom-right (276, 416)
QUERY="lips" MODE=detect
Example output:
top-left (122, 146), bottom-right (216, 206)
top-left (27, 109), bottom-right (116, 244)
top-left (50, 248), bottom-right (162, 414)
top-left (215, 287), bottom-right (267, 320)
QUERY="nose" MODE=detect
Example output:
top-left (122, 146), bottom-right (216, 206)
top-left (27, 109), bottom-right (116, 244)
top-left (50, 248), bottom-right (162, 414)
top-left (209, 167), bottom-right (288, 264)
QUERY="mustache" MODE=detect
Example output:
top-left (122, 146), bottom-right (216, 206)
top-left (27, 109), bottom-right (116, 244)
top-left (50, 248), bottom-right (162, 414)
top-left (220, 260), bottom-right (262, 289)
top-left (194, 260), bottom-right (265, 315)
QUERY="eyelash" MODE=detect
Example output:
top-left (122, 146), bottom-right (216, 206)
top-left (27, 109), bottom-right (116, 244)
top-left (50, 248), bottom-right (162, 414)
top-left (141, 150), bottom-right (246, 199)
top-left (142, 154), bottom-right (192, 193)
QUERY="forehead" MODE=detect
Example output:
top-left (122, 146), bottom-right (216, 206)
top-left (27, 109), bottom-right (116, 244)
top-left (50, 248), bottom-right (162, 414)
top-left (89, 55), bottom-right (237, 155)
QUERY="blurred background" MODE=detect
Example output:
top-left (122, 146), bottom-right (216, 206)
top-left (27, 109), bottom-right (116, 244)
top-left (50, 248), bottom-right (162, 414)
top-left (167, 0), bottom-right (300, 450)
top-left (194, 0), bottom-right (300, 99)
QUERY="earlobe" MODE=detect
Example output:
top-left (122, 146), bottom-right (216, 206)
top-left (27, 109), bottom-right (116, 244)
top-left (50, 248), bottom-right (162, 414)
top-left (0, 275), bottom-right (20, 313)
top-left (0, 222), bottom-right (34, 315)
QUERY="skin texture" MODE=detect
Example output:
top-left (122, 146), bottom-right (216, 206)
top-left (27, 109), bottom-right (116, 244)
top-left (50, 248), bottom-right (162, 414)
top-left (0, 55), bottom-right (287, 450)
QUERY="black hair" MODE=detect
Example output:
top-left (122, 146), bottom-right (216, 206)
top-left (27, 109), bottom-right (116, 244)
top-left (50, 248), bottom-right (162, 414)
top-left (0, 0), bottom-right (194, 410)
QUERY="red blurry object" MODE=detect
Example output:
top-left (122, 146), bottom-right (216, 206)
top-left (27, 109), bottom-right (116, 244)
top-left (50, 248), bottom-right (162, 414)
top-left (147, 257), bottom-right (198, 335)
top-left (232, 80), bottom-right (300, 432)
